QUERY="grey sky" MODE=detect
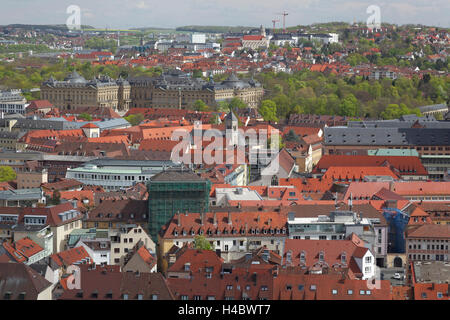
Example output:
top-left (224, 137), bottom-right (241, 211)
top-left (1, 0), bottom-right (449, 29)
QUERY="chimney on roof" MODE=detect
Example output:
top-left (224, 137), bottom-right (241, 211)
top-left (213, 212), bottom-right (217, 226)
top-left (257, 215), bottom-right (260, 223)
top-left (389, 181), bottom-right (394, 192)
top-left (177, 211), bottom-right (181, 227)
top-left (348, 192), bottom-right (353, 211)
top-left (268, 218), bottom-right (272, 227)
top-left (227, 211), bottom-right (232, 225)
top-left (200, 211), bottom-right (205, 226)
top-left (335, 192), bottom-right (338, 209)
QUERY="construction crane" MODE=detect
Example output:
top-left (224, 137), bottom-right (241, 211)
top-left (271, 19), bottom-right (280, 33)
top-left (277, 11), bottom-right (289, 33)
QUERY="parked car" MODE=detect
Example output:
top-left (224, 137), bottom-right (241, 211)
top-left (393, 273), bottom-right (404, 280)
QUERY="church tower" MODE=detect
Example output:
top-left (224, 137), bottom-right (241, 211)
top-left (225, 109), bottom-right (238, 147)
top-left (260, 25), bottom-right (266, 37)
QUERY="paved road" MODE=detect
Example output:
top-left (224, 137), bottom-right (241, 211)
top-left (380, 268), bottom-right (406, 286)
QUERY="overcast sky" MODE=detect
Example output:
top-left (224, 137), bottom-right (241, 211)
top-left (1, 0), bottom-right (449, 29)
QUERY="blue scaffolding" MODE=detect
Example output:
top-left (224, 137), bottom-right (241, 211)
top-left (382, 207), bottom-right (410, 253)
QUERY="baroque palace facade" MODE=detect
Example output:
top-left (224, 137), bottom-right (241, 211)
top-left (128, 70), bottom-right (264, 109)
top-left (40, 72), bottom-right (131, 112)
top-left (41, 70), bottom-right (264, 111)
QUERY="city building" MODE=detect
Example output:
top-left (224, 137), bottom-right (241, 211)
top-left (324, 118), bottom-right (450, 158)
top-left (148, 168), bottom-right (211, 241)
top-left (0, 90), bottom-right (28, 114)
top-left (282, 237), bottom-right (376, 280)
top-left (406, 224), bottom-right (450, 263)
top-left (159, 211), bottom-right (287, 262)
top-left (57, 264), bottom-right (174, 300)
top-left (16, 169), bottom-right (48, 189)
top-left (129, 71), bottom-right (264, 109)
top-left (40, 72), bottom-right (131, 112)
top-left (66, 159), bottom-right (179, 191)
top-left (0, 188), bottom-right (46, 207)
top-left (109, 224), bottom-right (155, 266)
top-left (0, 262), bottom-right (53, 300)
top-left (411, 261), bottom-right (450, 300)
top-left (285, 203), bottom-right (387, 266)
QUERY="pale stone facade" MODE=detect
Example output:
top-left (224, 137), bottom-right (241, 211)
top-left (129, 71), bottom-right (264, 109)
top-left (41, 72), bottom-right (131, 112)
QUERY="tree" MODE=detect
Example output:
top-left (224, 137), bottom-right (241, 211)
top-left (193, 99), bottom-right (208, 111)
top-left (78, 113), bottom-right (93, 121)
top-left (259, 100), bottom-right (278, 122)
top-left (284, 129), bottom-right (300, 142)
top-left (124, 113), bottom-right (144, 126)
top-left (0, 166), bottom-right (16, 182)
top-left (193, 235), bottom-right (213, 251)
top-left (228, 97), bottom-right (247, 110)
top-left (192, 69), bottom-right (203, 78)
top-left (48, 191), bottom-right (61, 205)
top-left (339, 94), bottom-right (358, 116)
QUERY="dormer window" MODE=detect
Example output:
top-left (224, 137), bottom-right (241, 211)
top-left (300, 251), bottom-right (306, 264)
top-left (319, 251), bottom-right (324, 262)
top-left (184, 263), bottom-right (190, 271)
top-left (286, 251), bottom-right (292, 264)
top-left (341, 252), bottom-right (347, 264)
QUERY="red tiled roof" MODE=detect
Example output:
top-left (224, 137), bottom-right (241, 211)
top-left (313, 155), bottom-right (428, 176)
top-left (414, 283), bottom-right (450, 300)
top-left (81, 123), bottom-right (99, 129)
top-left (282, 238), bottom-right (368, 278)
top-left (50, 246), bottom-right (92, 267)
top-left (322, 166), bottom-right (399, 181)
top-left (407, 224), bottom-right (450, 239)
top-left (138, 139), bottom-right (180, 152)
top-left (168, 249), bottom-right (223, 274)
top-left (136, 246), bottom-right (157, 269)
top-left (162, 211), bottom-right (287, 239)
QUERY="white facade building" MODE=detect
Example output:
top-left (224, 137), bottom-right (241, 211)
top-left (77, 239), bottom-right (110, 265)
top-left (191, 33), bottom-right (206, 44)
top-left (66, 159), bottom-right (179, 191)
top-left (0, 90), bottom-right (28, 114)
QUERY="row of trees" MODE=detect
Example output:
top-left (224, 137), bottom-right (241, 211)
top-left (255, 70), bottom-right (448, 120)
top-left (0, 58), bottom-right (163, 93)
